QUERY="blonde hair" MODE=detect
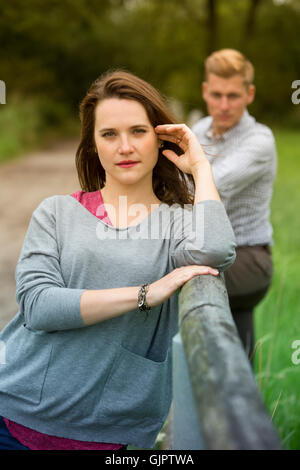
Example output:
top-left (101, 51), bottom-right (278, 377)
top-left (204, 49), bottom-right (254, 86)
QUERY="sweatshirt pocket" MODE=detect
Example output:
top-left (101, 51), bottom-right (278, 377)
top-left (98, 345), bottom-right (171, 426)
top-left (0, 325), bottom-right (52, 405)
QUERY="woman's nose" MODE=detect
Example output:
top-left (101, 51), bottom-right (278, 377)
top-left (118, 135), bottom-right (133, 154)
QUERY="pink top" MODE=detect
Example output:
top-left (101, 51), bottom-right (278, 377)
top-left (4, 190), bottom-right (124, 450)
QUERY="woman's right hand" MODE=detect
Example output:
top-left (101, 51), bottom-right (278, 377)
top-left (147, 265), bottom-right (219, 307)
top-left (81, 265), bottom-right (219, 326)
top-left (155, 123), bottom-right (208, 177)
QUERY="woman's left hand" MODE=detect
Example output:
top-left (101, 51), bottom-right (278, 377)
top-left (155, 123), bottom-right (208, 175)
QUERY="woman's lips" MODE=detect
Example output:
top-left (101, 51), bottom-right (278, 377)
top-left (116, 162), bottom-right (139, 168)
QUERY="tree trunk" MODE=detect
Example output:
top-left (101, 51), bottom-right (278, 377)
top-left (207, 0), bottom-right (217, 55)
top-left (245, 0), bottom-right (262, 38)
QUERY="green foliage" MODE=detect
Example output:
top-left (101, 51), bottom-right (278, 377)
top-left (0, 96), bottom-right (79, 162)
top-left (254, 129), bottom-right (300, 450)
top-left (1, 0), bottom-right (299, 124)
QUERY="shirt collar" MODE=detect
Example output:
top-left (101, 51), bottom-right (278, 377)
top-left (205, 109), bottom-right (252, 142)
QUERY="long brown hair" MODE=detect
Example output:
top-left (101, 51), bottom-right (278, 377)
top-left (75, 69), bottom-right (194, 206)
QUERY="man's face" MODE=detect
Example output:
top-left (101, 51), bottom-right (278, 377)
top-left (202, 73), bottom-right (255, 135)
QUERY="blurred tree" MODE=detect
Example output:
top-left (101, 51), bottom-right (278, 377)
top-left (0, 0), bottom-right (118, 107)
top-left (207, 0), bottom-right (218, 54)
top-left (244, 0), bottom-right (262, 39)
top-left (0, 0), bottom-right (299, 125)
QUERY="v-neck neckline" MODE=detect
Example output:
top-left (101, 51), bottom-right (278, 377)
top-left (69, 191), bottom-right (166, 231)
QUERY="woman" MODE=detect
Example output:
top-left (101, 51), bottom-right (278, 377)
top-left (0, 70), bottom-right (236, 450)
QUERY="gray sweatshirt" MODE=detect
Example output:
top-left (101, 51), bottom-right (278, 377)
top-left (0, 195), bottom-right (236, 448)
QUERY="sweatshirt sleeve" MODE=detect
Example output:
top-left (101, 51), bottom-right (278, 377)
top-left (15, 197), bottom-right (86, 332)
top-left (170, 200), bottom-right (236, 272)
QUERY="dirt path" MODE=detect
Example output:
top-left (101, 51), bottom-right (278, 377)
top-left (0, 140), bottom-right (80, 331)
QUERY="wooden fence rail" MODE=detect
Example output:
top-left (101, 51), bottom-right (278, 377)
top-left (171, 273), bottom-right (282, 450)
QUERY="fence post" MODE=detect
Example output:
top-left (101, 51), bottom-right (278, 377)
top-left (172, 333), bottom-right (205, 449)
top-left (172, 273), bottom-right (282, 450)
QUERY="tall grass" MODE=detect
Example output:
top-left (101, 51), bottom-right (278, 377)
top-left (254, 129), bottom-right (300, 450)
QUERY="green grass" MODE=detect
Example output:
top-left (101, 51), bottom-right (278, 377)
top-left (0, 97), bottom-right (79, 163)
top-left (254, 129), bottom-right (300, 450)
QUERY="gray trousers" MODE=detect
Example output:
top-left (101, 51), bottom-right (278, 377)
top-left (224, 245), bottom-right (273, 363)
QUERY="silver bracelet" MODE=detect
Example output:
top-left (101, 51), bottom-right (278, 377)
top-left (138, 284), bottom-right (151, 312)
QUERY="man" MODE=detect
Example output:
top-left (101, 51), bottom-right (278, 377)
top-left (192, 49), bottom-right (277, 363)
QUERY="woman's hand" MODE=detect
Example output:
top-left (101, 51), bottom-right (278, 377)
top-left (147, 265), bottom-right (219, 308)
top-left (155, 123), bottom-right (208, 176)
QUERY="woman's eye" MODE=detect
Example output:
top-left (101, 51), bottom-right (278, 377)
top-left (133, 128), bottom-right (146, 134)
top-left (102, 131), bottom-right (116, 138)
